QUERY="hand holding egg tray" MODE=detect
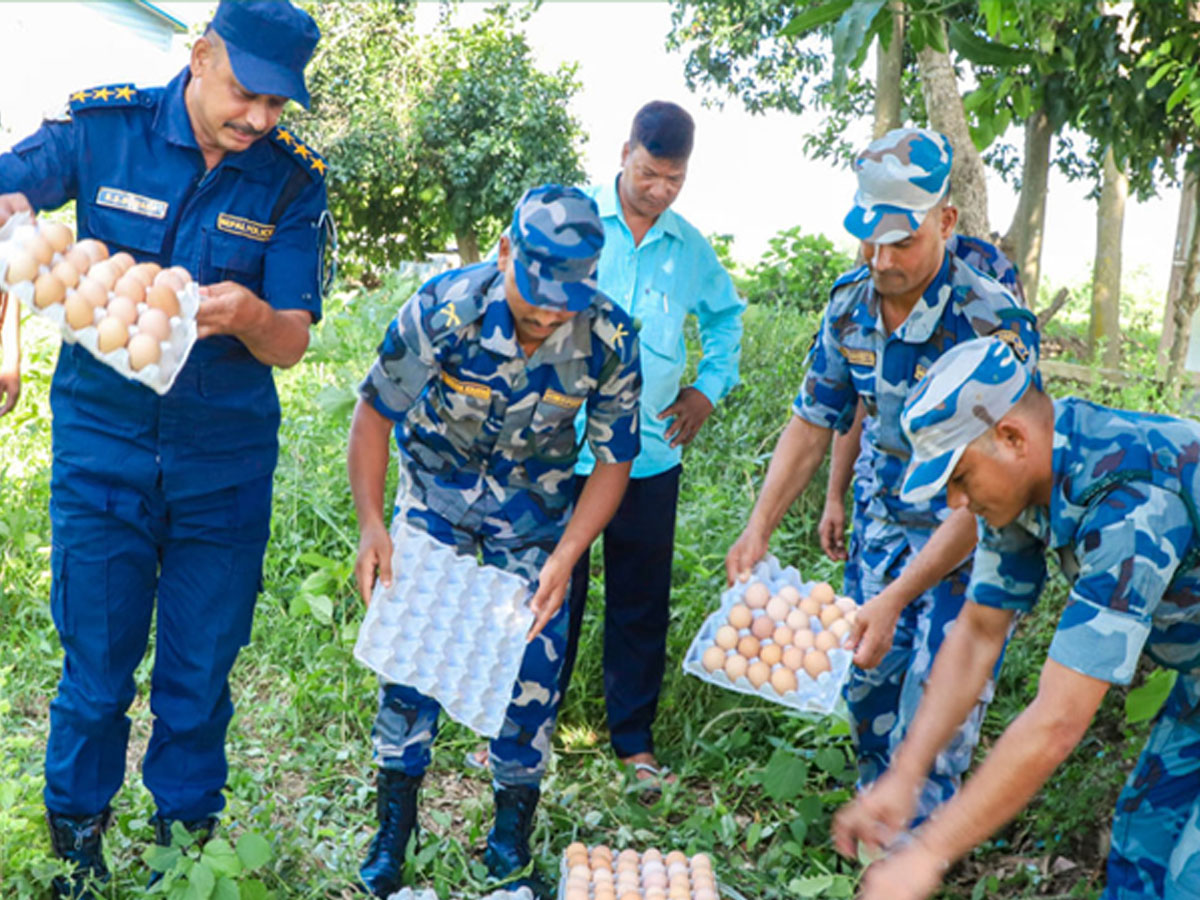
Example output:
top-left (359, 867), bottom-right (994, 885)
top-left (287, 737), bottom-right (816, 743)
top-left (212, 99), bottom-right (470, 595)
top-left (0, 212), bottom-right (199, 395)
top-left (682, 554), bottom-right (859, 715)
top-left (353, 520), bottom-right (535, 739)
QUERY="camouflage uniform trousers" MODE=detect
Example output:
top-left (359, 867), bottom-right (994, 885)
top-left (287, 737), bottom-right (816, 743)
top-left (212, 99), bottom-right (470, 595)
top-left (372, 481), bottom-right (568, 788)
top-left (843, 507), bottom-right (1009, 820)
top-left (1106, 674), bottom-right (1200, 899)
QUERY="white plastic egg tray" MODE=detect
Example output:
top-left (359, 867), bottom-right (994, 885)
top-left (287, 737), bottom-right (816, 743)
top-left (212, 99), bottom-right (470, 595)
top-left (0, 212), bottom-right (199, 395)
top-left (386, 889), bottom-right (532, 900)
top-left (354, 520), bottom-right (534, 739)
top-left (682, 555), bottom-right (853, 715)
top-left (558, 845), bottom-right (720, 900)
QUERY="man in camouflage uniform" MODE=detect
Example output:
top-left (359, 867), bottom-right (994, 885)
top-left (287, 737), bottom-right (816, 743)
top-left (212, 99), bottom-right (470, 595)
top-left (347, 184), bottom-right (640, 898)
top-left (725, 128), bottom-right (1039, 819)
top-left (836, 335), bottom-right (1200, 900)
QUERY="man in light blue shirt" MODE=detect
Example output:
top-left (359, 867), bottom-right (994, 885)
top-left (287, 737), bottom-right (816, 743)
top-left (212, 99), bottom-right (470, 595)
top-left (561, 101), bottom-right (745, 782)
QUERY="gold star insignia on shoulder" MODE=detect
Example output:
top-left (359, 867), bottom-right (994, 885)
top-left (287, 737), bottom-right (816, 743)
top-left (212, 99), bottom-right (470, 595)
top-left (69, 90), bottom-right (89, 103)
top-left (293, 144), bottom-right (311, 161)
top-left (612, 322), bottom-right (629, 350)
top-left (276, 128), bottom-right (294, 146)
top-left (91, 87), bottom-right (112, 102)
top-left (114, 86), bottom-right (135, 101)
top-left (310, 157), bottom-right (326, 175)
top-left (442, 303), bottom-right (462, 328)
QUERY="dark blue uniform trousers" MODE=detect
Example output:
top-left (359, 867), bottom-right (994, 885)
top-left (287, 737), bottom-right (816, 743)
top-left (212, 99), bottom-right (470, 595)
top-left (45, 464), bottom-right (271, 821)
top-left (560, 465), bottom-right (681, 758)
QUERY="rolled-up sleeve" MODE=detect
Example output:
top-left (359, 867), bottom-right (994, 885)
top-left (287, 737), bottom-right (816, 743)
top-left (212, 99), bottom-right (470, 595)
top-left (792, 310), bottom-right (856, 433)
top-left (586, 335), bottom-right (642, 465)
top-left (691, 245), bottom-right (745, 407)
top-left (359, 288), bottom-right (439, 423)
top-left (0, 119), bottom-right (79, 210)
top-left (968, 516), bottom-right (1047, 612)
top-left (262, 174), bottom-right (327, 322)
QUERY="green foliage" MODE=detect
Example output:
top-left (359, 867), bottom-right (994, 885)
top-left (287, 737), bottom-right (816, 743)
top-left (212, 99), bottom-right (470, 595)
top-left (739, 227), bottom-right (855, 313)
top-left (143, 826), bottom-right (273, 900)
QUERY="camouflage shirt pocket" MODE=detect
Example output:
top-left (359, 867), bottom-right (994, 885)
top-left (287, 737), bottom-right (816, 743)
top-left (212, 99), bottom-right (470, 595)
top-left (527, 392), bottom-right (585, 463)
top-left (428, 370), bottom-right (492, 455)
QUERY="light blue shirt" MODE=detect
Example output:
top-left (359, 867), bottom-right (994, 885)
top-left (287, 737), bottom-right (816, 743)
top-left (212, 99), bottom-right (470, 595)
top-left (575, 176), bottom-right (745, 479)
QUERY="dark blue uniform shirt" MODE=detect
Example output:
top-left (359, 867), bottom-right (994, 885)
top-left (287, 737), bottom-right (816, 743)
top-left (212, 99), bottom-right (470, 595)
top-left (0, 67), bottom-right (328, 497)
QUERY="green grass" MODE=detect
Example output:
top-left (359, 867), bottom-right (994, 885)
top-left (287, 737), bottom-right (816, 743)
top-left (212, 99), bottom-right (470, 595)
top-left (0, 283), bottom-right (1160, 899)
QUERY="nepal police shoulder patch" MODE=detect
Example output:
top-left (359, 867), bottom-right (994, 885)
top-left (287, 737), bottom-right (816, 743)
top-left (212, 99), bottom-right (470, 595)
top-left (67, 84), bottom-right (140, 113)
top-left (270, 126), bottom-right (327, 181)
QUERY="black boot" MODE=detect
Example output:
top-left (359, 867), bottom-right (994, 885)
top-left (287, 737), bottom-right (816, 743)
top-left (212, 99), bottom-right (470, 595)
top-left (148, 815), bottom-right (218, 886)
top-left (358, 769), bottom-right (422, 897)
top-left (484, 784), bottom-right (551, 899)
top-left (46, 808), bottom-right (110, 900)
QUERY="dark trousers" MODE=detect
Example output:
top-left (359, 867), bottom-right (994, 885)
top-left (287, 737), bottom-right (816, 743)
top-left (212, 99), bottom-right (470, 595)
top-left (559, 464), bottom-right (681, 758)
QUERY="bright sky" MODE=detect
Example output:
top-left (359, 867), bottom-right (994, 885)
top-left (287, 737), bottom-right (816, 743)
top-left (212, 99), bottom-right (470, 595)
top-left (1, 1), bottom-right (1182, 305)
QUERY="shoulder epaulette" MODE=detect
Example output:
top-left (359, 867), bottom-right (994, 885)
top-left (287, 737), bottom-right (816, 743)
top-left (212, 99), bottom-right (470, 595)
top-left (270, 126), bottom-right (327, 181)
top-left (593, 299), bottom-right (637, 359)
top-left (68, 84), bottom-right (141, 113)
top-left (832, 264), bottom-right (870, 291)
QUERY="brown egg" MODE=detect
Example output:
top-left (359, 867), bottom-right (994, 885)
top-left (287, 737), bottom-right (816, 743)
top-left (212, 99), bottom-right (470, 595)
top-left (616, 848), bottom-right (639, 865)
top-left (786, 608), bottom-right (808, 631)
top-left (76, 277), bottom-right (109, 308)
top-left (129, 262), bottom-right (161, 285)
top-left (701, 646), bottom-right (726, 673)
top-left (33, 272), bottom-right (66, 308)
top-left (665, 851), bottom-right (687, 867)
top-left (564, 887), bottom-right (588, 900)
top-left (744, 581), bottom-right (770, 609)
top-left (830, 619), bottom-right (851, 642)
top-left (773, 624), bottom-right (794, 647)
top-left (168, 265), bottom-right (192, 285)
top-left (846, 608), bottom-right (858, 626)
top-left (811, 582), bottom-right (835, 605)
top-left (4, 249), bottom-right (39, 284)
top-left (64, 293), bottom-right (95, 330)
top-left (750, 614), bottom-right (774, 640)
top-left (782, 645), bottom-right (805, 671)
top-left (105, 294), bottom-right (138, 326)
top-left (799, 596), bottom-right (821, 617)
top-left (51, 259), bottom-right (80, 289)
top-left (87, 261), bottom-right (118, 291)
top-left (778, 584), bottom-right (802, 605)
top-left (727, 603), bottom-right (752, 630)
top-left (760, 642), bottom-right (782, 666)
top-left (146, 283), bottom-right (181, 318)
top-left (747, 660), bottom-right (771, 687)
top-left (65, 246), bottom-right (93, 272)
top-left (114, 274), bottom-right (146, 305)
top-left (765, 596), bottom-right (790, 622)
top-left (39, 221), bottom-right (74, 253)
top-left (814, 629), bottom-right (838, 652)
top-left (792, 628), bottom-right (815, 650)
top-left (565, 840), bottom-right (588, 856)
top-left (129, 332), bottom-right (162, 370)
top-left (715, 625), bottom-right (739, 650)
top-left (153, 268), bottom-right (184, 291)
top-left (771, 666), bottom-right (798, 694)
top-left (137, 307), bottom-right (172, 342)
top-left (619, 893), bottom-right (641, 900)
top-left (74, 238), bottom-right (109, 263)
top-left (691, 852), bottom-right (712, 869)
top-left (24, 233), bottom-right (54, 265)
top-left (723, 654), bottom-right (748, 680)
top-left (804, 649), bottom-right (831, 678)
top-left (736, 635), bottom-right (760, 659)
top-left (820, 604), bottom-right (843, 627)
top-left (109, 251), bottom-right (135, 274)
top-left (641, 849), bottom-right (662, 863)
top-left (97, 316), bottom-right (128, 353)
top-left (836, 596), bottom-right (858, 614)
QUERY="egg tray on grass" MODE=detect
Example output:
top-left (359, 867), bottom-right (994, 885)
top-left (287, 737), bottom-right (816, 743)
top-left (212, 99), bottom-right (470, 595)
top-left (353, 518), bottom-right (535, 739)
top-left (682, 555), bottom-right (858, 715)
top-left (0, 212), bottom-right (199, 395)
top-left (560, 844), bottom-right (720, 900)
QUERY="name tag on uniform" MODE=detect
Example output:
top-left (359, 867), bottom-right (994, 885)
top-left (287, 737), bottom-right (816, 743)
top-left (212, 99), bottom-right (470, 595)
top-left (542, 389), bottom-right (586, 410)
top-left (441, 371), bottom-right (491, 400)
top-left (96, 186), bottom-right (168, 219)
top-left (914, 364), bottom-right (927, 380)
top-left (839, 346), bottom-right (876, 367)
top-left (993, 328), bottom-right (1030, 362)
top-left (217, 213), bottom-right (275, 242)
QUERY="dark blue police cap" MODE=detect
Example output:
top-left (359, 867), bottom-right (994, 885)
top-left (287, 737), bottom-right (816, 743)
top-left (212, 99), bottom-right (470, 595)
top-left (211, 0), bottom-right (320, 109)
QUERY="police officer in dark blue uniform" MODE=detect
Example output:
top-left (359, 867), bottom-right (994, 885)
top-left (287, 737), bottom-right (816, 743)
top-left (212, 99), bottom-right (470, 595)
top-left (0, 3), bottom-right (326, 896)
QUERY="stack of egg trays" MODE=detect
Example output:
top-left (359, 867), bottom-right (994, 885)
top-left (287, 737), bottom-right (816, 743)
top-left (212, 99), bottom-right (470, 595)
top-left (0, 212), bottom-right (200, 395)
top-left (681, 554), bottom-right (852, 715)
top-left (383, 889), bottom-right (532, 900)
top-left (353, 520), bottom-right (534, 739)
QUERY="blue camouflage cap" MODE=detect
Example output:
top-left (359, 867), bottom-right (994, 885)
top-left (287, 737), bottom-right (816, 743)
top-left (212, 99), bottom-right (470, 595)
top-left (211, 0), bottom-right (320, 109)
top-left (845, 128), bottom-right (953, 245)
top-left (900, 337), bottom-right (1031, 503)
top-left (510, 184), bottom-right (604, 312)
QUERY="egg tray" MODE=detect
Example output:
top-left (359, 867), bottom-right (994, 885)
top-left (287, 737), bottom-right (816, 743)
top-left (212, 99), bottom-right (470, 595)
top-left (681, 555), bottom-right (852, 716)
top-left (353, 520), bottom-right (534, 739)
top-left (384, 888), bottom-right (533, 900)
top-left (558, 846), bottom-right (721, 900)
top-left (0, 212), bottom-right (199, 395)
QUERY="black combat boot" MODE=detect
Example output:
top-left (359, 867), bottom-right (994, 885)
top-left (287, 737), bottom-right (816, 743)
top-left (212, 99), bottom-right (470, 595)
top-left (148, 815), bottom-right (218, 885)
top-left (46, 808), bottom-right (111, 900)
top-left (358, 769), bottom-right (422, 897)
top-left (484, 783), bottom-right (551, 899)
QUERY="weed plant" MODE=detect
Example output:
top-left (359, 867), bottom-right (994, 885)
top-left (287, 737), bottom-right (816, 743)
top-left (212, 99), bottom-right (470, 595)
top-left (0, 276), bottom-right (1161, 899)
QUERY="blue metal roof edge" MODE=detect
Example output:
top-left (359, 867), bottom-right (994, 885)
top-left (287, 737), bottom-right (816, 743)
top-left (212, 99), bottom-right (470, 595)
top-left (130, 0), bottom-right (189, 33)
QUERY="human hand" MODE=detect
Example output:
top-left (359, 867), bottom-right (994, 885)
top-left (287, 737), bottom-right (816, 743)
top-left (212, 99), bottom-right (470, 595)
top-left (847, 592), bottom-right (902, 669)
top-left (658, 386), bottom-right (714, 448)
top-left (725, 525), bottom-right (769, 586)
top-left (818, 496), bottom-right (847, 561)
top-left (855, 840), bottom-right (948, 900)
top-left (0, 367), bottom-right (19, 417)
top-left (0, 193), bottom-right (33, 227)
top-left (527, 552), bottom-right (572, 640)
top-left (833, 771), bottom-right (922, 859)
top-left (196, 281), bottom-right (269, 340)
top-left (355, 521), bottom-right (393, 606)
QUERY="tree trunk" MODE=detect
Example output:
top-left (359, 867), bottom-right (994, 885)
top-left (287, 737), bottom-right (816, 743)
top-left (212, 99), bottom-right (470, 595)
top-left (456, 228), bottom-right (480, 264)
top-left (917, 20), bottom-right (990, 238)
top-left (1159, 169), bottom-right (1199, 373)
top-left (1165, 184), bottom-right (1200, 399)
top-left (1002, 106), bottom-right (1052, 308)
top-left (1090, 146), bottom-right (1127, 368)
top-left (873, 2), bottom-right (904, 139)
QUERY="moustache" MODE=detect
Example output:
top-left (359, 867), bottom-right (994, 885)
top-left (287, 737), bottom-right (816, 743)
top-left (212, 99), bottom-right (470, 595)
top-left (225, 122), bottom-right (266, 139)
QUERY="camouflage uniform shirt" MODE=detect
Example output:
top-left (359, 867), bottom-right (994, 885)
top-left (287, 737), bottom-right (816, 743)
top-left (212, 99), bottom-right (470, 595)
top-left (971, 398), bottom-right (1200, 694)
top-left (360, 262), bottom-right (642, 527)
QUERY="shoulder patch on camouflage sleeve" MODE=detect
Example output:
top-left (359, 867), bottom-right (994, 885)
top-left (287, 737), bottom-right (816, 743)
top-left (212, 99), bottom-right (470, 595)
top-left (271, 126), bottom-right (326, 181)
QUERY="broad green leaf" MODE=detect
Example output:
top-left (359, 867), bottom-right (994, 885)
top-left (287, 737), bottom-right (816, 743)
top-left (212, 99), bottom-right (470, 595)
top-left (815, 747), bottom-right (846, 777)
top-left (1167, 80), bottom-right (1190, 113)
top-left (831, 0), bottom-right (888, 85)
top-left (788, 874), bottom-right (834, 897)
top-left (239, 879), bottom-right (269, 900)
top-left (235, 832), bottom-right (273, 872)
top-left (1126, 667), bottom-right (1176, 723)
top-left (144, 844), bottom-right (183, 873)
top-left (305, 593), bottom-right (334, 625)
top-left (201, 839), bottom-right (242, 878)
top-left (780, 0), bottom-right (854, 38)
top-left (187, 861), bottom-right (215, 900)
top-left (797, 794), bottom-right (824, 824)
top-left (297, 551), bottom-right (338, 569)
top-left (212, 877), bottom-right (239, 900)
top-left (947, 20), bottom-right (1033, 68)
top-left (759, 748), bottom-right (810, 802)
top-left (1146, 62), bottom-right (1174, 90)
